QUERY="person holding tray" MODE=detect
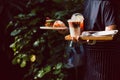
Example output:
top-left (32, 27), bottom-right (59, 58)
top-left (79, 0), bottom-right (120, 80)
top-left (56, 0), bottom-right (120, 80)
top-left (64, 0), bottom-right (120, 80)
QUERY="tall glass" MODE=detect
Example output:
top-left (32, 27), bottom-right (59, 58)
top-left (68, 20), bottom-right (81, 37)
top-left (68, 13), bottom-right (84, 38)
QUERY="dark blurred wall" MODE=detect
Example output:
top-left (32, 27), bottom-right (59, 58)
top-left (0, 0), bottom-right (27, 80)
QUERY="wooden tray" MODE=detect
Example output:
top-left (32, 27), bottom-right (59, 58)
top-left (65, 30), bottom-right (118, 41)
top-left (65, 35), bottom-right (114, 41)
top-left (40, 26), bottom-right (68, 30)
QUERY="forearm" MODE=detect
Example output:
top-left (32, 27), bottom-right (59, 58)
top-left (105, 25), bottom-right (117, 31)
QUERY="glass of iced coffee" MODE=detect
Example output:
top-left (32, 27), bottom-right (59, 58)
top-left (68, 13), bottom-right (84, 38)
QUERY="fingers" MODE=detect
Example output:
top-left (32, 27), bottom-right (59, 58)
top-left (71, 36), bottom-right (80, 42)
top-left (71, 37), bottom-right (77, 42)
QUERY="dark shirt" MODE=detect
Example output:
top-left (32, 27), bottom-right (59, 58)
top-left (83, 0), bottom-right (117, 31)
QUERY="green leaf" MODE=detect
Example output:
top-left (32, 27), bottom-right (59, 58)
top-left (36, 66), bottom-right (51, 78)
top-left (10, 43), bottom-right (15, 48)
top-left (16, 58), bottom-right (21, 64)
top-left (10, 29), bottom-right (21, 36)
top-left (12, 57), bottom-right (18, 64)
top-left (37, 69), bottom-right (44, 78)
top-left (20, 60), bottom-right (26, 68)
top-left (55, 63), bottom-right (62, 69)
top-left (6, 21), bottom-right (13, 29)
top-left (53, 69), bottom-right (61, 75)
top-left (33, 40), bottom-right (40, 47)
top-left (44, 66), bottom-right (51, 73)
top-left (28, 12), bottom-right (36, 17)
top-left (18, 14), bottom-right (25, 18)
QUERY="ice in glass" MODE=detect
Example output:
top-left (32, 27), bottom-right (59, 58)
top-left (68, 13), bottom-right (84, 37)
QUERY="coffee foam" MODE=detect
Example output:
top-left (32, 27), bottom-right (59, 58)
top-left (67, 19), bottom-right (82, 22)
top-left (69, 13), bottom-right (84, 22)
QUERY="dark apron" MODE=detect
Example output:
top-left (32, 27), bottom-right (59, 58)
top-left (84, 41), bottom-right (120, 80)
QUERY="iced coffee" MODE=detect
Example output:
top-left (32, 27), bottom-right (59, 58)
top-left (68, 13), bottom-right (84, 37)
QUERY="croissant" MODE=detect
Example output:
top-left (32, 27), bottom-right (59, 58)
top-left (53, 20), bottom-right (66, 27)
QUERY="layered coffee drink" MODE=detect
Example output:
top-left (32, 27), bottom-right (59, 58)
top-left (68, 20), bottom-right (81, 37)
top-left (68, 13), bottom-right (84, 37)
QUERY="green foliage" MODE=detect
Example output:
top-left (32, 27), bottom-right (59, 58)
top-left (8, 0), bottom-right (83, 80)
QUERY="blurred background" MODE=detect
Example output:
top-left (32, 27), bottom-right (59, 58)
top-left (0, 0), bottom-right (83, 80)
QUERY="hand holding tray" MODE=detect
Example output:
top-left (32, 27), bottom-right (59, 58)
top-left (65, 30), bottom-right (118, 41)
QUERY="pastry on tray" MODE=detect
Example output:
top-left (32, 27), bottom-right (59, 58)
top-left (45, 19), bottom-right (55, 27)
top-left (41, 19), bottom-right (67, 30)
top-left (53, 20), bottom-right (66, 28)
